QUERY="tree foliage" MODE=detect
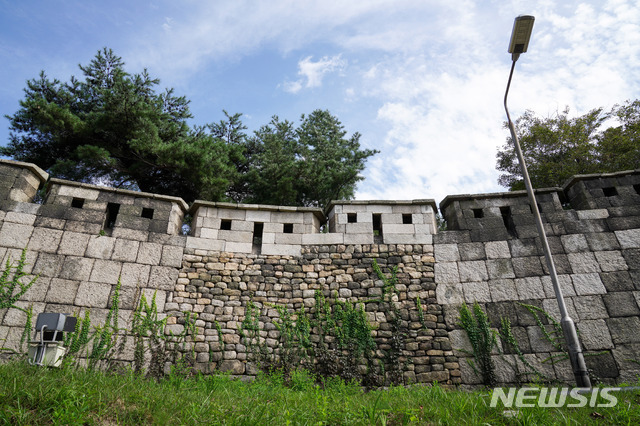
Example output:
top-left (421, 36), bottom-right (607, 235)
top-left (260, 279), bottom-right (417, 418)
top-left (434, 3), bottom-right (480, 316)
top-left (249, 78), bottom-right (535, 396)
top-left (496, 101), bottom-right (640, 190)
top-left (244, 111), bottom-right (378, 209)
top-left (2, 48), bottom-right (377, 209)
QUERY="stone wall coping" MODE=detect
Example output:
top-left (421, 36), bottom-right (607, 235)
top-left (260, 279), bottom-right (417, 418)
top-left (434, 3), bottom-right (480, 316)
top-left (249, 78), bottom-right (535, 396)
top-left (48, 178), bottom-right (189, 212)
top-left (190, 200), bottom-right (325, 222)
top-left (0, 159), bottom-right (49, 184)
top-left (439, 188), bottom-right (562, 211)
top-left (562, 169), bottom-right (640, 191)
top-left (327, 199), bottom-right (438, 211)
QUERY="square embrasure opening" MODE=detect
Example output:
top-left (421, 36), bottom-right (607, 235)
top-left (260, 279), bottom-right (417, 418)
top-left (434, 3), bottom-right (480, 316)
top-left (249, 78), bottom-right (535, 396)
top-left (472, 208), bottom-right (484, 218)
top-left (283, 223), bottom-right (294, 233)
top-left (402, 214), bottom-right (412, 224)
top-left (347, 213), bottom-right (357, 223)
top-left (71, 197), bottom-right (84, 209)
top-left (220, 219), bottom-right (232, 230)
top-left (603, 187), bottom-right (618, 197)
top-left (141, 207), bottom-right (154, 219)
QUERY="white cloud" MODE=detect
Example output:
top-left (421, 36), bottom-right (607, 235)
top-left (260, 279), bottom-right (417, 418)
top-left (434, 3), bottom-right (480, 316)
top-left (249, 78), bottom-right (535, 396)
top-left (283, 55), bottom-right (346, 93)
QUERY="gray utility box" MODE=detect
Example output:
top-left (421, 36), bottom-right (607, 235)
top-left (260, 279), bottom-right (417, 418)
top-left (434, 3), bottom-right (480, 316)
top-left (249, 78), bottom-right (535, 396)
top-left (29, 313), bottom-right (77, 367)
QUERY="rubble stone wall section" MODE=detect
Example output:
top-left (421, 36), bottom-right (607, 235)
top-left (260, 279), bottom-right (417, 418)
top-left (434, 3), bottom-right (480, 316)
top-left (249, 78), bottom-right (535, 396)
top-left (170, 244), bottom-right (459, 384)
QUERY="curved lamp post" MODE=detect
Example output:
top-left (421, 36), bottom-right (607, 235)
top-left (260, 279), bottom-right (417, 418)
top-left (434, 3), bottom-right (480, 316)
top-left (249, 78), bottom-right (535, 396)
top-left (504, 15), bottom-right (591, 388)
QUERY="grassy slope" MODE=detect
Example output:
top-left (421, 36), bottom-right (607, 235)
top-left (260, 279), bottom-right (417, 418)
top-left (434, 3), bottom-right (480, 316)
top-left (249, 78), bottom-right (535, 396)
top-left (0, 361), bottom-right (638, 425)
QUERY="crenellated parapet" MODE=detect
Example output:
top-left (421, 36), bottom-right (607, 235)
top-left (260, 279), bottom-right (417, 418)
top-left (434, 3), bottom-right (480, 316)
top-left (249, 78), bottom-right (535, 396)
top-left (0, 159), bottom-right (48, 203)
top-left (44, 179), bottom-right (188, 236)
top-left (186, 201), bottom-right (323, 255)
top-left (439, 188), bottom-right (564, 240)
top-left (327, 200), bottom-right (438, 244)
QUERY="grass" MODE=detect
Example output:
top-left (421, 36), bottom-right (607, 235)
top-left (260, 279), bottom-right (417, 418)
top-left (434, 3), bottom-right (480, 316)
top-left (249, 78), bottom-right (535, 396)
top-left (0, 361), bottom-right (638, 425)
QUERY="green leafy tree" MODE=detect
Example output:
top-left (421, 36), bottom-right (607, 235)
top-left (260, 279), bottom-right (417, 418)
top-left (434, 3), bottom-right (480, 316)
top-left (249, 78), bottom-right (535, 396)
top-left (244, 116), bottom-right (300, 206)
top-left (2, 48), bottom-right (238, 202)
top-left (295, 110), bottom-right (378, 209)
top-left (244, 110), bottom-right (378, 210)
top-left (3, 49), bottom-right (377, 208)
top-left (496, 100), bottom-right (640, 190)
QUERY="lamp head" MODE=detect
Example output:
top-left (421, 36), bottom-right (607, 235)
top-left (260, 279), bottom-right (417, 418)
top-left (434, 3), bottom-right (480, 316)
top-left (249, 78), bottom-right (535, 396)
top-left (508, 15), bottom-right (535, 61)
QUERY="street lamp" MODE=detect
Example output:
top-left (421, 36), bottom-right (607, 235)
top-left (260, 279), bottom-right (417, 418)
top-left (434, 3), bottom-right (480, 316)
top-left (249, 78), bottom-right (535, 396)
top-left (504, 15), bottom-right (591, 388)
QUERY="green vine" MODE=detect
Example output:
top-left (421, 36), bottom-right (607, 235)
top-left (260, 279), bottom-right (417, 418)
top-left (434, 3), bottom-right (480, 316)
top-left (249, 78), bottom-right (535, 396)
top-left (131, 291), bottom-right (168, 376)
top-left (214, 320), bottom-right (225, 352)
top-left (0, 248), bottom-right (39, 310)
top-left (89, 278), bottom-right (122, 369)
top-left (416, 296), bottom-right (426, 329)
top-left (458, 302), bottom-right (497, 386)
top-left (499, 317), bottom-right (548, 382)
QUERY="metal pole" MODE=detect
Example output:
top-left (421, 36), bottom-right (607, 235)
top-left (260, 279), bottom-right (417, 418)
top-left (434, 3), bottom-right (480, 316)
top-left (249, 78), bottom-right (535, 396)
top-left (504, 60), bottom-right (591, 388)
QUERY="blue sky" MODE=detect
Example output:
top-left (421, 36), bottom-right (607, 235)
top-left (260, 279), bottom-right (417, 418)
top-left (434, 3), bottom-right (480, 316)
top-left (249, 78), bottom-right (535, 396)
top-left (1, 0), bottom-right (639, 205)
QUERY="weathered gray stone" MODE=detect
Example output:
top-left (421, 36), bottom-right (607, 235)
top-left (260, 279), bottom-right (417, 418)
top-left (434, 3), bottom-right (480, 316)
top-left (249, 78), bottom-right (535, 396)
top-left (567, 252), bottom-right (600, 273)
top-left (615, 229), bottom-right (640, 249)
top-left (514, 276), bottom-right (545, 300)
top-left (576, 319), bottom-right (613, 350)
top-left (434, 262), bottom-right (459, 284)
top-left (603, 292), bottom-right (640, 317)
top-left (489, 279), bottom-right (518, 302)
top-left (572, 273), bottom-right (606, 295)
top-left (458, 261), bottom-right (488, 282)
top-left (75, 281), bottom-right (113, 308)
top-left (623, 249), bottom-right (640, 270)
top-left (509, 239), bottom-right (539, 257)
top-left (137, 242), bottom-right (163, 265)
top-left (32, 253), bottom-right (65, 277)
top-left (611, 343), bottom-right (640, 383)
top-left (4, 211), bottom-right (36, 225)
top-left (2, 248), bottom-right (37, 274)
top-left (560, 234), bottom-right (589, 253)
top-left (89, 259), bottom-right (123, 285)
top-left (585, 232), bottom-right (620, 251)
top-left (27, 228), bottom-right (63, 253)
top-left (484, 241), bottom-right (510, 259)
top-left (0, 222), bottom-right (33, 249)
top-left (85, 235), bottom-right (116, 259)
top-left (541, 297), bottom-right (578, 323)
top-left (111, 239), bottom-right (140, 262)
top-left (46, 278), bottom-right (80, 304)
top-left (119, 263), bottom-right (151, 287)
top-left (140, 288), bottom-right (167, 312)
top-left (606, 317), bottom-right (640, 344)
top-left (486, 259), bottom-right (515, 279)
top-left (149, 266), bottom-right (179, 290)
top-left (541, 275), bottom-right (576, 298)
top-left (161, 245), bottom-right (184, 267)
top-left (458, 356), bottom-right (482, 384)
top-left (435, 283), bottom-right (464, 305)
top-left (594, 251), bottom-right (628, 272)
top-left (458, 242), bottom-right (485, 261)
top-left (573, 295), bottom-right (608, 320)
top-left (434, 244), bottom-right (460, 262)
top-left (600, 271), bottom-right (635, 292)
top-left (2, 301), bottom-right (45, 326)
top-left (57, 231), bottom-right (90, 256)
top-left (59, 256), bottom-right (94, 281)
top-left (19, 276), bottom-right (50, 302)
top-left (512, 257), bottom-right (543, 278)
top-left (527, 325), bottom-right (562, 352)
top-left (462, 282), bottom-right (491, 303)
top-left (521, 353), bottom-right (556, 380)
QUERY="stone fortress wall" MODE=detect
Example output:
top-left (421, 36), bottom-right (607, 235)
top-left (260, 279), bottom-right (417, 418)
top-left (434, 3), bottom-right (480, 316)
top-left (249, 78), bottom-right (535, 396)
top-left (0, 158), bottom-right (639, 385)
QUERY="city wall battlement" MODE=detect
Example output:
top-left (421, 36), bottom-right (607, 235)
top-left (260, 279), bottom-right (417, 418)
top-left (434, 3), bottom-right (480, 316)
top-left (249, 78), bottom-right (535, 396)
top-left (1, 158), bottom-right (639, 386)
